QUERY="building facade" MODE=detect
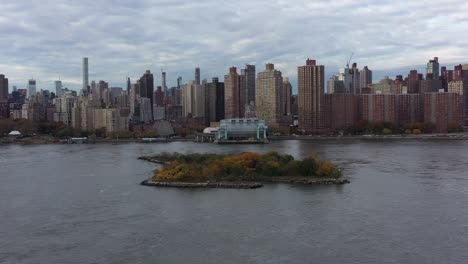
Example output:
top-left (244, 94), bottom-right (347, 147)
top-left (298, 59), bottom-right (325, 133)
top-left (255, 63), bottom-right (283, 127)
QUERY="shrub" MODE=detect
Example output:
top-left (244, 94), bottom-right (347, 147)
top-left (150, 152), bottom-right (342, 182)
top-left (382, 128), bottom-right (393, 135)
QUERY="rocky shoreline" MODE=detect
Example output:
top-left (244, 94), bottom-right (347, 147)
top-left (141, 179), bottom-right (263, 189)
top-left (140, 177), bottom-right (350, 189)
top-left (137, 156), bottom-right (170, 164)
top-left (249, 176), bottom-right (350, 185)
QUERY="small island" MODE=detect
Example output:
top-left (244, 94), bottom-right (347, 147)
top-left (139, 151), bottom-right (349, 189)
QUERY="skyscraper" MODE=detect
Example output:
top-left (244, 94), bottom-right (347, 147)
top-left (83, 57), bottom-right (89, 91)
top-left (351, 63), bottom-right (360, 94)
top-left (177, 76), bottom-right (182, 90)
top-left (426, 57), bottom-right (440, 80)
top-left (195, 67), bottom-right (200, 85)
top-left (55, 80), bottom-right (63, 97)
top-left (27, 79), bottom-right (36, 98)
top-left (204, 77), bottom-right (225, 124)
top-left (126, 77), bottom-right (131, 95)
top-left (255, 63), bottom-right (283, 127)
top-left (139, 70), bottom-right (154, 120)
top-left (360, 66), bottom-right (372, 90)
top-left (243, 64), bottom-right (256, 105)
top-left (298, 59), bottom-right (325, 133)
top-left (181, 81), bottom-right (204, 119)
top-left (224, 67), bottom-right (242, 118)
top-left (162, 71), bottom-right (167, 94)
top-left (282, 77), bottom-right (292, 116)
top-left (0, 74), bottom-right (8, 102)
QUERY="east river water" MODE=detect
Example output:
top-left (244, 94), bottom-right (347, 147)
top-left (1, 140), bottom-right (468, 264)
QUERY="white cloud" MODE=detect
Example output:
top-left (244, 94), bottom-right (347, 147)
top-left (1, 0), bottom-right (468, 92)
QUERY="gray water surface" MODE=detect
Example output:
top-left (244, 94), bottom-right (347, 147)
top-left (1, 140), bottom-right (468, 264)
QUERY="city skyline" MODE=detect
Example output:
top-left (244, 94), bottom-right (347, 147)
top-left (2, 0), bottom-right (468, 90)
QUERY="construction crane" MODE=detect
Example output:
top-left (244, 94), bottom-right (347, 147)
top-left (346, 52), bottom-right (354, 68)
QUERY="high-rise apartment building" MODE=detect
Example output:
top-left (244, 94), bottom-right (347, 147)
top-left (424, 92), bottom-right (462, 132)
top-left (322, 94), bottom-right (358, 130)
top-left (224, 67), bottom-right (243, 118)
top-left (407, 70), bottom-right (423, 93)
top-left (255, 63), bottom-right (283, 127)
top-left (298, 59), bottom-right (325, 133)
top-left (359, 94), bottom-right (396, 124)
top-left (360, 66), bottom-right (372, 90)
top-left (0, 74), bottom-right (8, 102)
top-left (139, 70), bottom-right (154, 120)
top-left (351, 63), bottom-right (361, 94)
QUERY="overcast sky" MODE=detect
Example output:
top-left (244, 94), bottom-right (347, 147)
top-left (1, 0), bottom-right (468, 92)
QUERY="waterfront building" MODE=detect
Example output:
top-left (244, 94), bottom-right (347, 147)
top-left (323, 94), bottom-right (358, 131)
top-left (216, 118), bottom-right (268, 142)
top-left (204, 77), bottom-right (225, 124)
top-left (359, 94), bottom-right (396, 124)
top-left (423, 92), bottom-right (463, 133)
top-left (298, 59), bottom-right (325, 133)
top-left (255, 63), bottom-right (283, 127)
top-left (396, 94), bottom-right (423, 128)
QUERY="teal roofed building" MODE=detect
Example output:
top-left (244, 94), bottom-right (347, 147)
top-left (215, 118), bottom-right (268, 144)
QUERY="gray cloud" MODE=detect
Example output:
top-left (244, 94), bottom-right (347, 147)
top-left (1, 0), bottom-right (468, 92)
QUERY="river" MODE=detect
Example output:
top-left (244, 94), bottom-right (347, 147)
top-left (1, 140), bottom-right (468, 263)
